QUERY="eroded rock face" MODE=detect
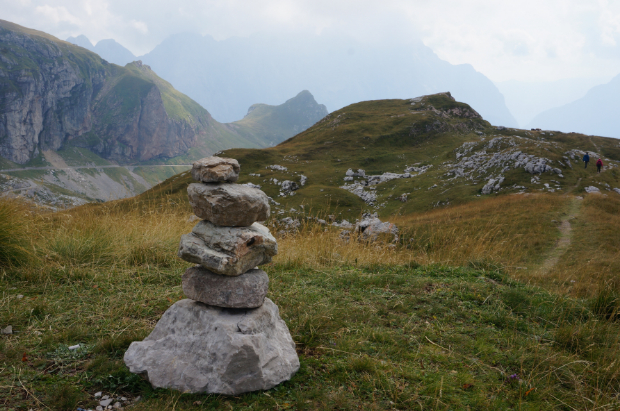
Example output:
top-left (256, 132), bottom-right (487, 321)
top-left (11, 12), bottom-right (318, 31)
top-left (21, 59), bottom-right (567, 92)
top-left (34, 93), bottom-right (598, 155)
top-left (187, 183), bottom-right (270, 226)
top-left (182, 266), bottom-right (269, 308)
top-left (178, 221), bottom-right (277, 276)
top-left (192, 157), bottom-right (240, 183)
top-left (123, 298), bottom-right (299, 395)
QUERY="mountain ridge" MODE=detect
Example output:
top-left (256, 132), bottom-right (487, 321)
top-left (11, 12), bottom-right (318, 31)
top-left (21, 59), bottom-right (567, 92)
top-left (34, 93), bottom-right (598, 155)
top-left (528, 72), bottom-right (620, 138)
top-left (137, 31), bottom-right (517, 126)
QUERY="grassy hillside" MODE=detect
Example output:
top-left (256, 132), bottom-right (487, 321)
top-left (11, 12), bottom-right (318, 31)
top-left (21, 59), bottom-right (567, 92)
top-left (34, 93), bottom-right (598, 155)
top-left (2, 93), bottom-right (620, 409)
top-left (228, 90), bottom-right (328, 147)
top-left (151, 93), bottom-right (620, 223)
top-left (1, 189), bottom-right (620, 409)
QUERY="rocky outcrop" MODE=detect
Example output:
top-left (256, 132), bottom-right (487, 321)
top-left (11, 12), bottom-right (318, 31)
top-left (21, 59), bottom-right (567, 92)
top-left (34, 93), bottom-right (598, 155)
top-left (0, 21), bottom-right (216, 164)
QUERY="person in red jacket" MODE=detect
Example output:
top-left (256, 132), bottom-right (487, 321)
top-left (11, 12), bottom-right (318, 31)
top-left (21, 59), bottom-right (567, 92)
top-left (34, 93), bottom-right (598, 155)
top-left (596, 158), bottom-right (603, 173)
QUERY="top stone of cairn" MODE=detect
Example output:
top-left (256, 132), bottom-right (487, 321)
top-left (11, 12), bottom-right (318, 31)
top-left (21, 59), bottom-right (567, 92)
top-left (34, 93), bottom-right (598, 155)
top-left (192, 157), bottom-right (240, 183)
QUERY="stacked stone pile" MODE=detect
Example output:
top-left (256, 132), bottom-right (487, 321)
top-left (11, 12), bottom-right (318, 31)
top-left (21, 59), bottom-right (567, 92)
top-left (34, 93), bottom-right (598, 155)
top-left (124, 156), bottom-right (299, 395)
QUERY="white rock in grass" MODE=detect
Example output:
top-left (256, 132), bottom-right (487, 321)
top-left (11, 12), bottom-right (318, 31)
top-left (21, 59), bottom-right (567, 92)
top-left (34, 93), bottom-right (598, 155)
top-left (178, 221), bottom-right (277, 276)
top-left (124, 298), bottom-right (299, 395)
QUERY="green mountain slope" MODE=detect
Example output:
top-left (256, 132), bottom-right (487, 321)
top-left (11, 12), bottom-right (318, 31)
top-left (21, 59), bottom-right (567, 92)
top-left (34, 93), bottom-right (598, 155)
top-left (0, 20), bottom-right (273, 166)
top-left (157, 92), bottom-right (620, 223)
top-left (228, 90), bottom-right (328, 147)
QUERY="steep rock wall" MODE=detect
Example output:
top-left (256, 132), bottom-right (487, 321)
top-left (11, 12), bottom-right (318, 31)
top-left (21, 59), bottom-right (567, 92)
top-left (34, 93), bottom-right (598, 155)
top-left (0, 21), bottom-right (212, 164)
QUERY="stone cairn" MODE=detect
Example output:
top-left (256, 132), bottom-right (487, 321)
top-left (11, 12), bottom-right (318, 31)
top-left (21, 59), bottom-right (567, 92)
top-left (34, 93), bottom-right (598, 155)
top-left (124, 157), bottom-right (299, 395)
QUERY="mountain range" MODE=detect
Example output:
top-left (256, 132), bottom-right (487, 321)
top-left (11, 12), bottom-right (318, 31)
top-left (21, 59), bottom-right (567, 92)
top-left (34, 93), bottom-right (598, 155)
top-left (527, 73), bottom-right (620, 138)
top-left (67, 32), bottom-right (517, 127)
top-left (0, 20), bottom-right (327, 167)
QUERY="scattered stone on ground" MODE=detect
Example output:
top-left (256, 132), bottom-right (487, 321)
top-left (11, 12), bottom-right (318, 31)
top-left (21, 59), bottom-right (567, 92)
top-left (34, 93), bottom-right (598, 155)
top-left (191, 156), bottom-right (240, 183)
top-left (187, 183), bottom-right (270, 226)
top-left (355, 214), bottom-right (399, 242)
top-left (1, 325), bottom-right (12, 335)
top-left (124, 298), bottom-right (299, 394)
top-left (182, 267), bottom-right (269, 308)
top-left (585, 186), bottom-right (600, 193)
top-left (178, 220), bottom-right (277, 276)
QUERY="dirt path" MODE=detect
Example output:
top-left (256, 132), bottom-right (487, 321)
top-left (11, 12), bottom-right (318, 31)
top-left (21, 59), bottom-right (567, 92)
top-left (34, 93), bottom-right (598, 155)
top-left (538, 195), bottom-right (582, 275)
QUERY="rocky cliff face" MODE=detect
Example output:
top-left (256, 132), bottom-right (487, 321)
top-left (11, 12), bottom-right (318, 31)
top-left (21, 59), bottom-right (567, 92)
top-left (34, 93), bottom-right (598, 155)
top-left (0, 20), bottom-right (217, 164)
top-left (80, 61), bottom-right (209, 162)
top-left (0, 24), bottom-right (109, 163)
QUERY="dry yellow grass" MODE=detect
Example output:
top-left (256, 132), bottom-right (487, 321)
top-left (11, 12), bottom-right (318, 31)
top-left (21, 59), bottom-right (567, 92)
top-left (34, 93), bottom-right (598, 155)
top-left (274, 194), bottom-right (570, 272)
top-left (529, 194), bottom-right (620, 297)
top-left (7, 191), bottom-right (618, 298)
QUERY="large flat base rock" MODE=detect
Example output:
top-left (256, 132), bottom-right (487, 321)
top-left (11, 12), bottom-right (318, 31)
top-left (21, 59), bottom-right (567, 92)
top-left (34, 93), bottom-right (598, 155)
top-left (182, 266), bottom-right (269, 308)
top-left (124, 298), bottom-right (299, 395)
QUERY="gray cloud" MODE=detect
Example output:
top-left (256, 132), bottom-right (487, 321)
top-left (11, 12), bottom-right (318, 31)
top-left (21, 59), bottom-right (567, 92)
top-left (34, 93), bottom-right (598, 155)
top-left (2, 0), bottom-right (620, 82)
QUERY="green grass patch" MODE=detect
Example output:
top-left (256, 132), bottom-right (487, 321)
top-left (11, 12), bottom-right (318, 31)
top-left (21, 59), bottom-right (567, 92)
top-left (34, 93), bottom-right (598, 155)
top-left (2, 259), bottom-right (620, 409)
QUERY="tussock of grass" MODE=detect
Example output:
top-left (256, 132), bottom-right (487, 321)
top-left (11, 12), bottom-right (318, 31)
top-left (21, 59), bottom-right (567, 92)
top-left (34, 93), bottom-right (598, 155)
top-left (0, 199), bottom-right (33, 268)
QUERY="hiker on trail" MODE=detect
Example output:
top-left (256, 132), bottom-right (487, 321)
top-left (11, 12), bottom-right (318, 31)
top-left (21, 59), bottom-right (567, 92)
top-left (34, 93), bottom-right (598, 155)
top-left (583, 153), bottom-right (590, 168)
top-left (597, 158), bottom-right (603, 173)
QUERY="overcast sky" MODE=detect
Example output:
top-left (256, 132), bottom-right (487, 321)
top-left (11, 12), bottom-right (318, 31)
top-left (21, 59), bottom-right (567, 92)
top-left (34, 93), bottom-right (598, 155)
top-left (3, 0), bottom-right (620, 83)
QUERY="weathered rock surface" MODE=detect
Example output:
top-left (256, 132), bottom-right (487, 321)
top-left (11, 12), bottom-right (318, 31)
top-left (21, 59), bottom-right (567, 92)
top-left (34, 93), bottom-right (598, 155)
top-left (355, 214), bottom-right (398, 242)
top-left (585, 186), bottom-right (600, 193)
top-left (187, 183), bottom-right (270, 226)
top-left (178, 221), bottom-right (277, 276)
top-left (182, 266), bottom-right (269, 308)
top-left (192, 157), bottom-right (240, 183)
top-left (123, 298), bottom-right (300, 395)
top-left (0, 21), bottom-right (260, 165)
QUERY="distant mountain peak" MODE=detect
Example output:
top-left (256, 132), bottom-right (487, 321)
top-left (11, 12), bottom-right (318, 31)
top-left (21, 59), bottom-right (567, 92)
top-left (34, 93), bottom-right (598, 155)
top-left (233, 90), bottom-right (328, 147)
top-left (66, 34), bottom-right (94, 50)
top-left (66, 34), bottom-right (136, 66)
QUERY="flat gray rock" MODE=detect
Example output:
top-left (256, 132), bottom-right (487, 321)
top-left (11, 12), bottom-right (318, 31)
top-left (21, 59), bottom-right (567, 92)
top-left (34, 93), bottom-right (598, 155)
top-left (192, 156), bottom-right (240, 183)
top-left (178, 221), bottom-right (277, 276)
top-left (182, 266), bottom-right (269, 308)
top-left (188, 183), bottom-right (270, 227)
top-left (124, 298), bottom-right (299, 395)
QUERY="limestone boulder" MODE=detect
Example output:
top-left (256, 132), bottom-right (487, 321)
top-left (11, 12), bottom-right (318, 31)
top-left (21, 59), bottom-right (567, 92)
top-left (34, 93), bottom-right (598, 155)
top-left (187, 183), bottom-right (270, 226)
top-left (182, 266), bottom-right (269, 308)
top-left (178, 221), bottom-right (277, 276)
top-left (192, 157), bottom-right (240, 183)
top-left (123, 298), bottom-right (300, 395)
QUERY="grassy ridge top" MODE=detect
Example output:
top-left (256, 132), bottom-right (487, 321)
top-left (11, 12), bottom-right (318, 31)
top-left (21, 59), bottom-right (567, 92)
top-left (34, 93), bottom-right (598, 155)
top-left (149, 93), bottom-right (620, 223)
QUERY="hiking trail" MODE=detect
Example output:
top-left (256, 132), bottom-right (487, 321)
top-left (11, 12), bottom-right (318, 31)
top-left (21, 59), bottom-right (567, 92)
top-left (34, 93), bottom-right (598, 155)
top-left (538, 189), bottom-right (582, 275)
